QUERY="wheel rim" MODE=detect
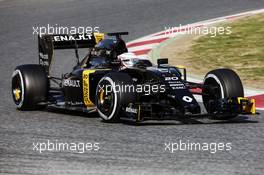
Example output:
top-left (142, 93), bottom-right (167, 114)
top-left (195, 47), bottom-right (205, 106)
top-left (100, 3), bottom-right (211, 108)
top-left (96, 77), bottom-right (117, 120)
top-left (97, 87), bottom-right (114, 114)
top-left (13, 88), bottom-right (21, 101)
top-left (203, 77), bottom-right (222, 112)
top-left (12, 70), bottom-right (24, 107)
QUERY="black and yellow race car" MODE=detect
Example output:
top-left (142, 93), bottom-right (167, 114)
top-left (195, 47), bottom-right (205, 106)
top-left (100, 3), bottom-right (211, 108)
top-left (11, 32), bottom-right (256, 123)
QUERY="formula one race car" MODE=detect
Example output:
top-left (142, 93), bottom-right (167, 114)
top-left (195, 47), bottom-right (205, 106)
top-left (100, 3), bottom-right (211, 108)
top-left (11, 32), bottom-right (256, 123)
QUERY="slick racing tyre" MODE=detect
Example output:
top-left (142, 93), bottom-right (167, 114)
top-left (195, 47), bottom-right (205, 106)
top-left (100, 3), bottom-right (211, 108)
top-left (11, 64), bottom-right (48, 110)
top-left (202, 68), bottom-right (244, 119)
top-left (95, 73), bottom-right (136, 122)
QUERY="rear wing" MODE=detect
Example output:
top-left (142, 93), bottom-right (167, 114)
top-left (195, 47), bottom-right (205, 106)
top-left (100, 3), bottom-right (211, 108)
top-left (38, 33), bottom-right (105, 74)
top-left (107, 32), bottom-right (129, 38)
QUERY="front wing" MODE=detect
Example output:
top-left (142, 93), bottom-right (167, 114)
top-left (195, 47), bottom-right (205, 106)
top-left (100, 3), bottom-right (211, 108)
top-left (121, 97), bottom-right (256, 122)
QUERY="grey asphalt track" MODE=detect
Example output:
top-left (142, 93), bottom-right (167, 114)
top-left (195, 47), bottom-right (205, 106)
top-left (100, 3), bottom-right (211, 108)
top-left (0, 0), bottom-right (264, 174)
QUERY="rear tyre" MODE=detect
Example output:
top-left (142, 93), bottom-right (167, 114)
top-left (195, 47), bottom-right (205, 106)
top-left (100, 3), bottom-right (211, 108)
top-left (202, 68), bottom-right (244, 119)
top-left (11, 64), bottom-right (48, 110)
top-left (95, 73), bottom-right (136, 122)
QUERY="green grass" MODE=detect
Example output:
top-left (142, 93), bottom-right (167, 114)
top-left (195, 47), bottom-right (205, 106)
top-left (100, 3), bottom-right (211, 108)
top-left (189, 14), bottom-right (264, 86)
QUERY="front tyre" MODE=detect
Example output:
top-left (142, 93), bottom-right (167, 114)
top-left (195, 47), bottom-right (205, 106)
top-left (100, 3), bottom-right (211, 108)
top-left (11, 64), bottom-right (48, 110)
top-left (202, 68), bottom-right (244, 119)
top-left (95, 73), bottom-right (136, 122)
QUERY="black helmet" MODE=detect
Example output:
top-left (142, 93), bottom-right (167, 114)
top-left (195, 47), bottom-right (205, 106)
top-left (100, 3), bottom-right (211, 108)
top-left (94, 38), bottom-right (128, 58)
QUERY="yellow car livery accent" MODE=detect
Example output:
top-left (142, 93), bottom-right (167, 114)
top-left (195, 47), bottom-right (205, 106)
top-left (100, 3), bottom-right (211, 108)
top-left (94, 33), bottom-right (105, 43)
top-left (237, 97), bottom-right (256, 114)
top-left (83, 69), bottom-right (111, 107)
top-left (83, 70), bottom-right (96, 107)
top-left (250, 99), bottom-right (256, 114)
